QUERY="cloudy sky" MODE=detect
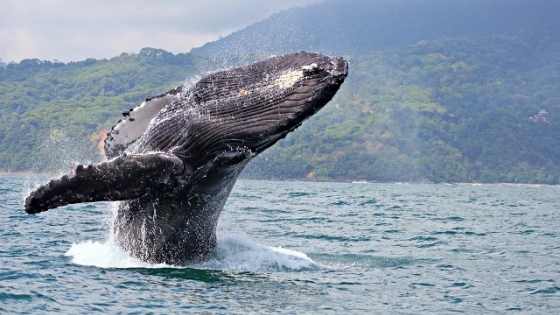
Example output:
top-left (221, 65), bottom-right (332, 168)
top-left (0, 0), bottom-right (322, 63)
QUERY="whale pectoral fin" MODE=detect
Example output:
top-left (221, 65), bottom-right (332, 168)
top-left (24, 153), bottom-right (186, 214)
top-left (104, 86), bottom-right (183, 158)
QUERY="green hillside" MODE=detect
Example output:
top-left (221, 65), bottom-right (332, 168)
top-left (1, 0), bottom-right (559, 184)
top-left (0, 49), bottom-right (203, 171)
top-left (245, 34), bottom-right (560, 184)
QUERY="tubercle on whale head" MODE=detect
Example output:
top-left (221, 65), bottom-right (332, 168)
top-left (292, 54), bottom-right (348, 110)
top-left (328, 57), bottom-right (349, 84)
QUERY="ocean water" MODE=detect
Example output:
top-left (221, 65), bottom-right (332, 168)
top-left (1, 174), bottom-right (558, 314)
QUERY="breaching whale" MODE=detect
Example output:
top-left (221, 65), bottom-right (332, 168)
top-left (24, 52), bottom-right (348, 264)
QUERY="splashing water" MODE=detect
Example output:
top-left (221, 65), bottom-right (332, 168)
top-left (65, 240), bottom-right (155, 269)
top-left (35, 128), bottom-right (98, 172)
top-left (201, 234), bottom-right (322, 271)
top-left (65, 234), bottom-right (322, 272)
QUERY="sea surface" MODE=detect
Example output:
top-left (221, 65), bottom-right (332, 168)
top-left (1, 174), bottom-right (558, 314)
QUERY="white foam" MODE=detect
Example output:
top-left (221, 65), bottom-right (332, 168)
top-left (200, 234), bottom-right (321, 271)
top-left (64, 234), bottom-right (321, 272)
top-left (65, 240), bottom-right (164, 269)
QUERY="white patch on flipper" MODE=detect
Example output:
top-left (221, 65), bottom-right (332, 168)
top-left (106, 88), bottom-right (182, 153)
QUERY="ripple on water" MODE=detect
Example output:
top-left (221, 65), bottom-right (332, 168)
top-left (530, 286), bottom-right (560, 295)
top-left (2, 177), bottom-right (560, 314)
top-left (310, 253), bottom-right (428, 269)
top-left (357, 199), bottom-right (378, 206)
top-left (0, 290), bottom-right (57, 305)
top-left (330, 200), bottom-right (352, 206)
top-left (286, 192), bottom-right (314, 198)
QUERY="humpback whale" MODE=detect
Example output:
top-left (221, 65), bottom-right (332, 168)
top-left (24, 52), bottom-right (348, 264)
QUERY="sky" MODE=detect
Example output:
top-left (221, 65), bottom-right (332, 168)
top-left (0, 0), bottom-right (323, 63)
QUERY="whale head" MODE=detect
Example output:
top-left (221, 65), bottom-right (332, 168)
top-left (103, 52), bottom-right (348, 173)
top-left (139, 52), bottom-right (350, 168)
top-left (227, 52), bottom-right (348, 155)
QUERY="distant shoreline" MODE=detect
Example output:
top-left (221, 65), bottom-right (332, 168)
top-left (2, 171), bottom-right (558, 187)
top-left (217, 177), bottom-right (560, 187)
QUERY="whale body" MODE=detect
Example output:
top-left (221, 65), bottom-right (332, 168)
top-left (24, 52), bottom-right (348, 264)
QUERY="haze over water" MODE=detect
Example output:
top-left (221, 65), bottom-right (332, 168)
top-left (1, 175), bottom-right (559, 314)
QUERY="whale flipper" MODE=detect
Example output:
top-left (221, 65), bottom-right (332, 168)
top-left (104, 87), bottom-right (183, 158)
top-left (24, 153), bottom-right (185, 214)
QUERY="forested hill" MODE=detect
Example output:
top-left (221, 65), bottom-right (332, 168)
top-left (245, 33), bottom-right (560, 184)
top-left (0, 49), bottom-right (205, 171)
top-left (1, 0), bottom-right (560, 184)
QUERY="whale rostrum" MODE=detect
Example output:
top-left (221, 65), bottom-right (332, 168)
top-left (24, 52), bottom-right (348, 264)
